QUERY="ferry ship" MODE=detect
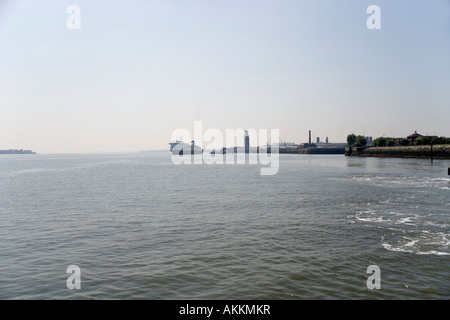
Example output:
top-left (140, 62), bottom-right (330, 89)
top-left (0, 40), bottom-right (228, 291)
top-left (169, 140), bottom-right (202, 155)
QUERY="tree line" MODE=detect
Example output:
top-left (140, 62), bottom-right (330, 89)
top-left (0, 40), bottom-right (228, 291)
top-left (347, 134), bottom-right (450, 147)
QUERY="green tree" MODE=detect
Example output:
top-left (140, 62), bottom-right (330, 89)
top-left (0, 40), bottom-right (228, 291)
top-left (355, 135), bottom-right (367, 147)
top-left (434, 137), bottom-right (450, 145)
top-left (386, 138), bottom-right (396, 146)
top-left (399, 138), bottom-right (410, 146)
top-left (347, 133), bottom-right (356, 146)
top-left (419, 136), bottom-right (433, 145)
top-left (373, 137), bottom-right (387, 147)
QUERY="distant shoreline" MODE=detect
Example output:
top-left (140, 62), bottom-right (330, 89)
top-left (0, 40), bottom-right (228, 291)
top-left (0, 149), bottom-right (36, 155)
top-left (345, 145), bottom-right (450, 160)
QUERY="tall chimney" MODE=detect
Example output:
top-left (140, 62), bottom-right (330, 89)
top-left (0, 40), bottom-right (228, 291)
top-left (309, 130), bottom-right (311, 145)
top-left (244, 130), bottom-right (249, 154)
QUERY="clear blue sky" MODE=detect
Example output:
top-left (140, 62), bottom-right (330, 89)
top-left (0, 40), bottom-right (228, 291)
top-left (1, 0), bottom-right (449, 153)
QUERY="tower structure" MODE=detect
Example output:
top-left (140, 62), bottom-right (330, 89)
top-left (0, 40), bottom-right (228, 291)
top-left (244, 130), bottom-right (250, 154)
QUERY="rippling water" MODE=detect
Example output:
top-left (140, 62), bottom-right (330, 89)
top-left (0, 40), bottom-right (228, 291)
top-left (0, 152), bottom-right (449, 299)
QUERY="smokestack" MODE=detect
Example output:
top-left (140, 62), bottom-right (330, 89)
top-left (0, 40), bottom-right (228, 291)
top-left (309, 130), bottom-right (311, 145)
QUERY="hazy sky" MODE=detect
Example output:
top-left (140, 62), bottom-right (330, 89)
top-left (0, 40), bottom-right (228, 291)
top-left (1, 0), bottom-right (449, 153)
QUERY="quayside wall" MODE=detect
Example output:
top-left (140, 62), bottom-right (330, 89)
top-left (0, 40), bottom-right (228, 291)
top-left (299, 147), bottom-right (345, 155)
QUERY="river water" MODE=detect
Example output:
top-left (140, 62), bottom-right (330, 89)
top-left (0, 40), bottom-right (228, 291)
top-left (0, 152), bottom-right (448, 299)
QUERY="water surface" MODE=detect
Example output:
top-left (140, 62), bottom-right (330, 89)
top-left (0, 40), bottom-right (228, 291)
top-left (0, 152), bottom-right (448, 299)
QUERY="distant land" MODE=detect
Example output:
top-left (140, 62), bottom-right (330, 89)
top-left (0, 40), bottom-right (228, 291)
top-left (345, 145), bottom-right (450, 160)
top-left (0, 149), bottom-right (36, 154)
top-left (345, 131), bottom-right (450, 160)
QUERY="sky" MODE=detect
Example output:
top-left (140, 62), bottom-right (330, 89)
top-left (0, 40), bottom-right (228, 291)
top-left (0, 0), bottom-right (449, 153)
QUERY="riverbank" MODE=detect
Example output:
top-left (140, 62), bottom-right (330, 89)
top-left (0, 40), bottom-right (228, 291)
top-left (345, 145), bottom-right (450, 159)
top-left (0, 149), bottom-right (36, 154)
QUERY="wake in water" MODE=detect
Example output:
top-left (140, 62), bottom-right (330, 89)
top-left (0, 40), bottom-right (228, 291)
top-left (348, 209), bottom-right (449, 256)
top-left (346, 171), bottom-right (450, 256)
top-left (346, 174), bottom-right (450, 190)
top-left (381, 232), bottom-right (450, 256)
